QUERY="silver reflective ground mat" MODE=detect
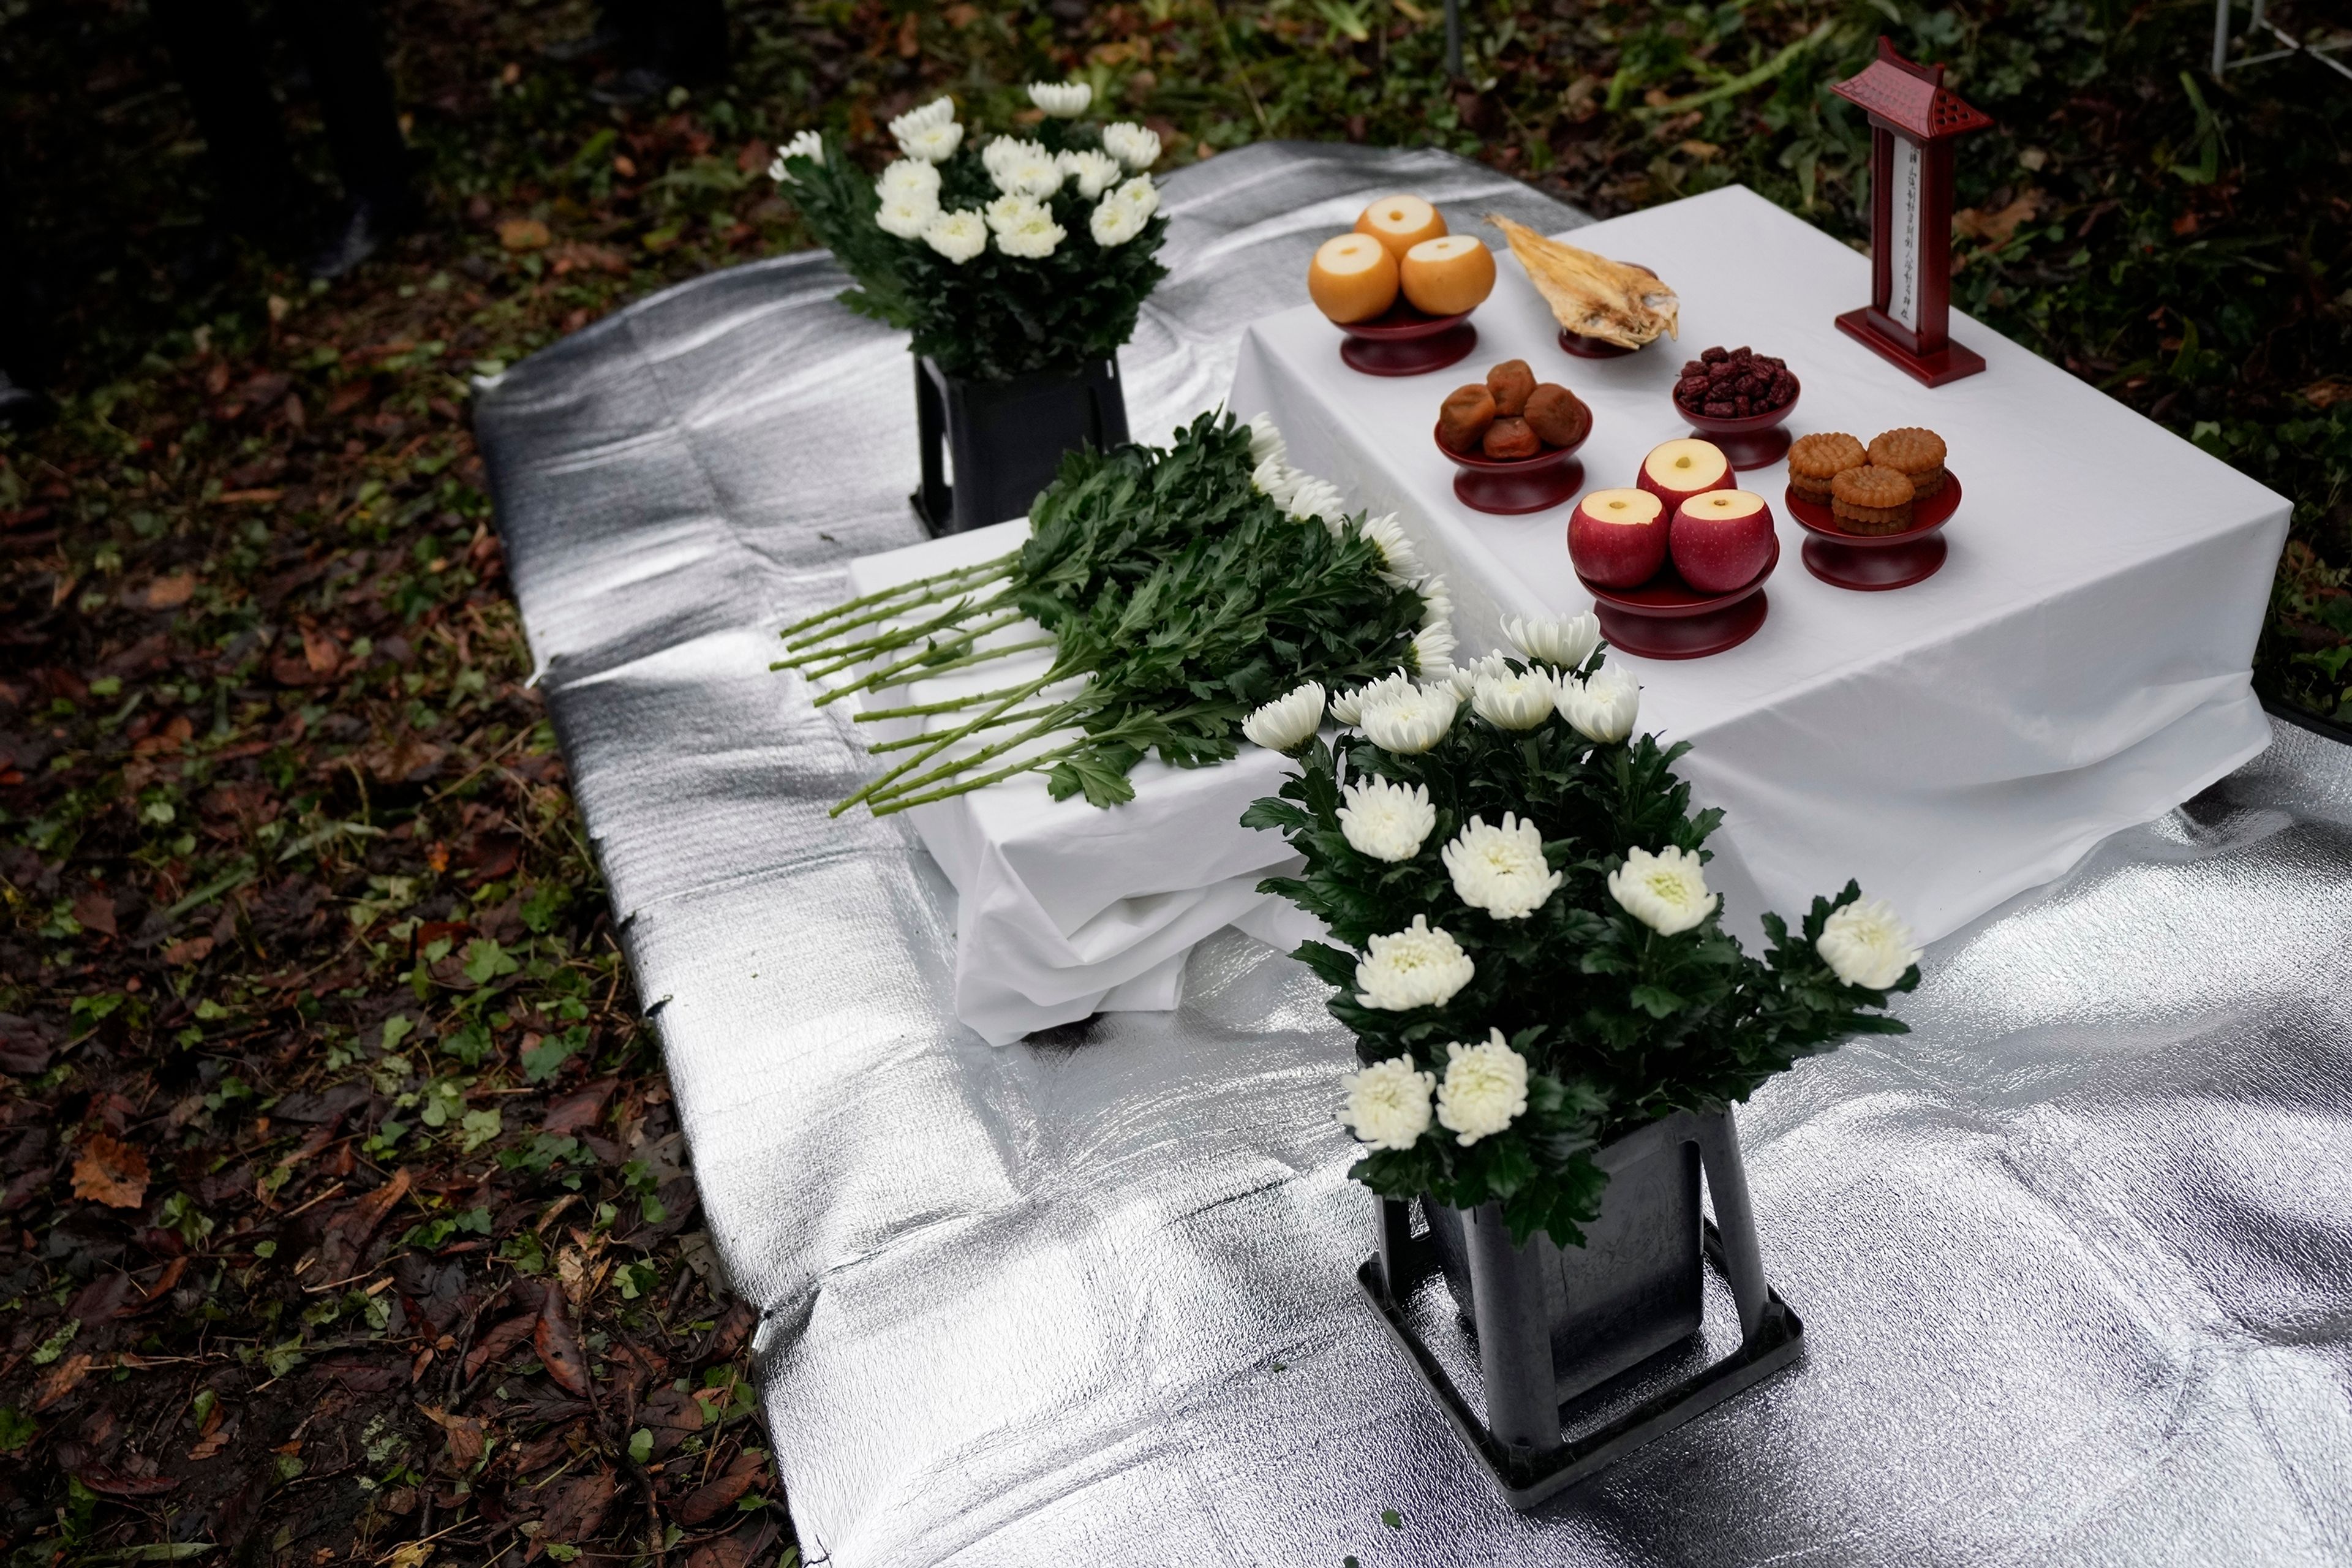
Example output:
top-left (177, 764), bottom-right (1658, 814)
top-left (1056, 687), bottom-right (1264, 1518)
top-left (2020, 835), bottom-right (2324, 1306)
top-left (475, 144), bottom-right (2352, 1566)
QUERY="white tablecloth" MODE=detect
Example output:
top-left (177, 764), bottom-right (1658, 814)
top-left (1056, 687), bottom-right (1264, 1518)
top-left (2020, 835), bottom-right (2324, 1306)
top-left (1230, 183), bottom-right (2288, 945)
top-left (843, 182), bottom-right (2285, 1044)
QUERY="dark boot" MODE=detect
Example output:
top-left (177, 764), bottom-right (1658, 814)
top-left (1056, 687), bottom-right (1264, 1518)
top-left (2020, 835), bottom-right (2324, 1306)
top-left (0, 371), bottom-right (56, 434)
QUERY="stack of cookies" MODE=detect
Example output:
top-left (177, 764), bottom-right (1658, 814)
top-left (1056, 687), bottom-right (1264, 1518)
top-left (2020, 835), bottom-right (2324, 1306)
top-left (1787, 427), bottom-right (1948, 535)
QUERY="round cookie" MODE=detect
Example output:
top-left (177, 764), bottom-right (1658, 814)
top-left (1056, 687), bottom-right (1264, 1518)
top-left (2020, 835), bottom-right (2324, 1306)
top-left (1787, 432), bottom-right (1866, 503)
top-left (1830, 464), bottom-right (1915, 535)
top-left (1868, 427), bottom-right (1947, 500)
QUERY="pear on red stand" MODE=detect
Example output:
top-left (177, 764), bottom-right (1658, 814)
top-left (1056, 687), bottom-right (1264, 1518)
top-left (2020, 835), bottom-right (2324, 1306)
top-left (1635, 438), bottom-right (1734, 513)
top-left (1670, 489), bottom-right (1777, 594)
top-left (1567, 488), bottom-right (1668, 587)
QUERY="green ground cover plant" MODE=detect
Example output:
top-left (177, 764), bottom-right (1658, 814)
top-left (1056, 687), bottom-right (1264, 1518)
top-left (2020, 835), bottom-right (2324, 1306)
top-left (1, 0), bottom-right (2345, 1559)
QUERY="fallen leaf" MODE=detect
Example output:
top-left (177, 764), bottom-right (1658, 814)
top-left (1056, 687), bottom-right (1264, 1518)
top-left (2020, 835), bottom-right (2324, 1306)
top-left (71, 888), bottom-right (118, 938)
top-left (163, 935), bottom-right (216, 966)
top-left (2302, 377), bottom-right (2352, 410)
top-left (499, 217), bottom-right (552, 252)
top-left (141, 572), bottom-right (197, 609)
top-left (385, 1544), bottom-right (434, 1568)
top-left (541, 1080), bottom-right (615, 1135)
top-left (638, 1384), bottom-right (705, 1457)
top-left (535, 1282), bottom-right (592, 1396)
top-left (66, 1460), bottom-right (178, 1497)
top-left (72, 1133), bottom-right (150, 1208)
top-left (674, 1449), bottom-right (765, 1525)
top-left (66, 1271), bottom-right (135, 1326)
top-left (534, 1467), bottom-right (617, 1548)
top-left (463, 1309), bottom-right (537, 1379)
top-left (1953, 189), bottom-right (2043, 247)
top-left (301, 626), bottom-right (342, 676)
top-left (317, 1165), bottom-right (412, 1275)
top-left (33, 1352), bottom-right (94, 1411)
top-left (188, 1398), bottom-right (230, 1460)
top-left (418, 1402), bottom-right (488, 1468)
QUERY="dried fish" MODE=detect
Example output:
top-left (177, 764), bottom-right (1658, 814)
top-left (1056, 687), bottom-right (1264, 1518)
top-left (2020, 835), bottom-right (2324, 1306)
top-left (1487, 215), bottom-right (1681, 349)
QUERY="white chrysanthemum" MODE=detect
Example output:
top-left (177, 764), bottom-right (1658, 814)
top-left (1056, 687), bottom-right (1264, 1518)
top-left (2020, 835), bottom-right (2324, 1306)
top-left (1608, 846), bottom-right (1717, 935)
top-left (1245, 413), bottom-right (1286, 470)
top-left (1442, 813), bottom-right (1561, 920)
top-left (1242, 680), bottom-right (1325, 755)
top-left (1817, 898), bottom-right (1921, 990)
top-left (1410, 623), bottom-right (1458, 679)
top-left (1412, 577), bottom-right (1452, 633)
top-left (922, 209), bottom-right (989, 264)
top-left (1436, 1029), bottom-right (1529, 1146)
top-left (1250, 454), bottom-right (1300, 504)
top-left (1028, 80), bottom-right (1094, 117)
top-left (994, 208), bottom-right (1066, 259)
top-left (1108, 175), bottom-right (1159, 219)
top-left (1338, 777), bottom-right (1436, 863)
top-left (876, 192), bottom-right (939, 239)
top-left (897, 119), bottom-right (965, 163)
top-left (1329, 669), bottom-right (1414, 726)
top-left (1361, 685), bottom-right (1457, 755)
top-left (1285, 477), bottom-right (1348, 526)
top-left (888, 98), bottom-right (959, 161)
top-left (1558, 665), bottom-right (1640, 743)
top-left (1472, 668), bottom-right (1558, 731)
top-left (1354, 914), bottom-right (1475, 1011)
top-left (1444, 651), bottom-right (1511, 701)
top-left (989, 139), bottom-right (1065, 198)
top-left (1101, 121), bottom-right (1162, 171)
top-left (1058, 148), bottom-right (1122, 198)
top-left (1339, 1055), bottom-right (1436, 1152)
top-left (1091, 196), bottom-right (1149, 248)
top-left (767, 129), bottom-right (824, 183)
top-left (1504, 612), bottom-right (1601, 672)
top-left (877, 158), bottom-right (941, 203)
top-left (1355, 513), bottom-right (1420, 582)
top-left (891, 97), bottom-right (956, 137)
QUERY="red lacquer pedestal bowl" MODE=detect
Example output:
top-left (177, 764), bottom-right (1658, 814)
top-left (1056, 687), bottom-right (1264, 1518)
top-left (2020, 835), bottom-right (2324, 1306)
top-left (1575, 535), bottom-right (1779, 660)
top-left (1785, 473), bottom-right (1962, 591)
top-left (1434, 423), bottom-right (1589, 515)
top-left (1677, 379), bottom-right (1800, 470)
top-left (1338, 303), bottom-right (1478, 377)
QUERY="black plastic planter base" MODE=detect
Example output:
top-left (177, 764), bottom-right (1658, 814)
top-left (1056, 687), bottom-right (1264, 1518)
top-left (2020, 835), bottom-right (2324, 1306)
top-left (1359, 1221), bottom-right (1803, 1510)
top-left (911, 355), bottom-right (1128, 537)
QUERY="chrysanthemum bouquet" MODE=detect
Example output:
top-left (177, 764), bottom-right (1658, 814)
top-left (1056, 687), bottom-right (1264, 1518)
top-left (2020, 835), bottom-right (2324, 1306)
top-left (771, 83), bottom-right (1170, 382)
top-left (1240, 627), bottom-right (1922, 1245)
top-left (775, 411), bottom-right (1457, 815)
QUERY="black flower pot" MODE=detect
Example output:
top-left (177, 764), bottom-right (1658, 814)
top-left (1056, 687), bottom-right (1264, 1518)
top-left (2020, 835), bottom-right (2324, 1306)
top-left (1362, 1107), bottom-right (1804, 1509)
top-left (911, 353), bottom-right (1129, 536)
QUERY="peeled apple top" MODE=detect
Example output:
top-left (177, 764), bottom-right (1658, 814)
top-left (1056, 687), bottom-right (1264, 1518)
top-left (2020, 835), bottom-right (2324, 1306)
top-left (1400, 235), bottom-right (1496, 317)
top-left (1310, 233), bottom-right (1400, 325)
top-left (1355, 194), bottom-right (1447, 260)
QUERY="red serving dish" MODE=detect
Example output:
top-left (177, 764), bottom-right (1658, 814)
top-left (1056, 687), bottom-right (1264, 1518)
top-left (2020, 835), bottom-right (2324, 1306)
top-left (1575, 534), bottom-right (1779, 660)
top-left (1785, 473), bottom-right (1961, 592)
top-left (1337, 302), bottom-right (1478, 377)
top-left (1676, 377), bottom-right (1800, 470)
top-left (1433, 421), bottom-right (1588, 515)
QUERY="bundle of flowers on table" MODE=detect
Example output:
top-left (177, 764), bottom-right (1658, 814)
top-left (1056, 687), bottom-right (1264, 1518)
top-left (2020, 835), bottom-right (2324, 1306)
top-left (1239, 624), bottom-right (1923, 1245)
top-left (774, 411), bottom-right (1458, 815)
top-left (771, 83), bottom-right (1170, 381)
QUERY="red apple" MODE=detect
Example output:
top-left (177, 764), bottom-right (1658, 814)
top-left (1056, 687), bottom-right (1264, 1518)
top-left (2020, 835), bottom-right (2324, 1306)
top-left (1567, 488), bottom-right (1668, 587)
top-left (1635, 438), bottom-right (1733, 513)
top-left (1670, 489), bottom-right (1776, 593)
